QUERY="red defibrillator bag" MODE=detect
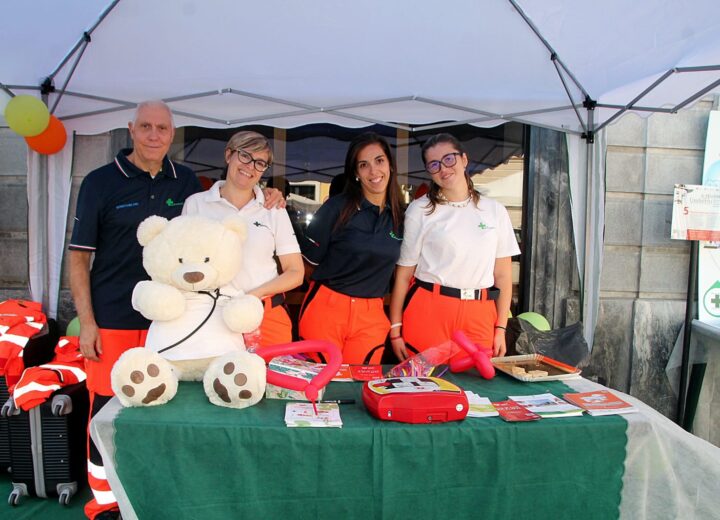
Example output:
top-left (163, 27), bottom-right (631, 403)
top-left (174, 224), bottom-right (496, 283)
top-left (362, 376), bottom-right (469, 424)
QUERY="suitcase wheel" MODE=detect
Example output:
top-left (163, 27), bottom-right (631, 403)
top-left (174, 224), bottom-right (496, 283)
top-left (58, 488), bottom-right (72, 506)
top-left (8, 484), bottom-right (28, 506)
top-left (56, 482), bottom-right (77, 506)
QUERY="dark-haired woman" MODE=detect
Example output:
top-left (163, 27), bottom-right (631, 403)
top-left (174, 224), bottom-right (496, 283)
top-left (389, 133), bottom-right (519, 362)
top-left (299, 132), bottom-right (404, 364)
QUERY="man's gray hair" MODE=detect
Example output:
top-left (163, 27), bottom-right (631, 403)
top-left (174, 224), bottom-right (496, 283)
top-left (132, 100), bottom-right (175, 126)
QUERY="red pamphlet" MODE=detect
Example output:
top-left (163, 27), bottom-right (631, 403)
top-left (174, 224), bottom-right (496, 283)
top-left (493, 400), bottom-right (541, 422)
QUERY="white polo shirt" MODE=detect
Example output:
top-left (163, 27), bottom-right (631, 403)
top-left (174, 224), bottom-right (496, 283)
top-left (182, 181), bottom-right (300, 293)
top-left (398, 194), bottom-right (520, 289)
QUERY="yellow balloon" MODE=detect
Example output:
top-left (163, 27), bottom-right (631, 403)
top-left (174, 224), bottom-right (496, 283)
top-left (4, 95), bottom-right (50, 137)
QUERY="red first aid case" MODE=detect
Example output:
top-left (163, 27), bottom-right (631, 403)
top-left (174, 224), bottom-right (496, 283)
top-left (362, 376), bottom-right (469, 424)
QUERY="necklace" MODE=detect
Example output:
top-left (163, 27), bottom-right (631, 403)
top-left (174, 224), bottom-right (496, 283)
top-left (438, 191), bottom-right (472, 208)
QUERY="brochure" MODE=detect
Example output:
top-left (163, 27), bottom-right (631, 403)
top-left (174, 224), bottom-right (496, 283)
top-left (508, 393), bottom-right (584, 418)
top-left (493, 400), bottom-right (541, 422)
top-left (562, 390), bottom-right (638, 416)
top-left (284, 402), bottom-right (343, 428)
top-left (465, 391), bottom-right (499, 418)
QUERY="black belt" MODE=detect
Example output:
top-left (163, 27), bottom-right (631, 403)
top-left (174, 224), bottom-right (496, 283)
top-left (268, 293), bottom-right (285, 308)
top-left (414, 280), bottom-right (499, 301)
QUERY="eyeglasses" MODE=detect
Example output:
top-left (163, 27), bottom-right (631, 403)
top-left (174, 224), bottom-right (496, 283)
top-left (234, 149), bottom-right (270, 173)
top-left (425, 152), bottom-right (462, 175)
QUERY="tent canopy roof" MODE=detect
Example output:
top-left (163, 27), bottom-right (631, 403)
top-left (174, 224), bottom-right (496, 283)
top-left (2, 0), bottom-right (720, 134)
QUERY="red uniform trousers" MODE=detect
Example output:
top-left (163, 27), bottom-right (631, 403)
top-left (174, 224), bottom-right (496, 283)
top-left (85, 328), bottom-right (147, 520)
top-left (402, 282), bottom-right (497, 362)
top-left (258, 295), bottom-right (292, 347)
top-left (299, 283), bottom-right (387, 364)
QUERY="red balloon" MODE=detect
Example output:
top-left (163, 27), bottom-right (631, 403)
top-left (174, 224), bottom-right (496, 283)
top-left (449, 330), bottom-right (495, 379)
top-left (256, 340), bottom-right (343, 402)
top-left (25, 115), bottom-right (67, 155)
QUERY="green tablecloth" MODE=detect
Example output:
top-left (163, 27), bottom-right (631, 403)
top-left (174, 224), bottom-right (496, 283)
top-left (96, 372), bottom-right (627, 520)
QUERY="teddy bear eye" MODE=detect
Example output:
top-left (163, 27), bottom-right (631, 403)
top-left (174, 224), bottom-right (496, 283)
top-left (204, 257), bottom-right (210, 263)
top-left (178, 258), bottom-right (183, 264)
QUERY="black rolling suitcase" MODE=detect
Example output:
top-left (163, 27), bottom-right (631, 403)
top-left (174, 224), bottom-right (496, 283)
top-left (1, 381), bottom-right (89, 506)
top-left (0, 377), bottom-right (10, 474)
top-left (0, 318), bottom-right (59, 477)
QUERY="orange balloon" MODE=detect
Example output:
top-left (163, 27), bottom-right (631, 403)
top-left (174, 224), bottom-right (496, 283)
top-left (25, 115), bottom-right (67, 155)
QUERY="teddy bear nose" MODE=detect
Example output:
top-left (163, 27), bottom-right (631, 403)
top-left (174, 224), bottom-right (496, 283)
top-left (183, 272), bottom-right (205, 284)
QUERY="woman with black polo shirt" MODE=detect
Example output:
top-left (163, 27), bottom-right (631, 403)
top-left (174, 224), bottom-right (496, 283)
top-left (299, 132), bottom-right (404, 364)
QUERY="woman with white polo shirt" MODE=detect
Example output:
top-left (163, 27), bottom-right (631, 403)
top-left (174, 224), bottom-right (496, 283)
top-left (183, 131), bottom-right (303, 346)
top-left (388, 133), bottom-right (520, 363)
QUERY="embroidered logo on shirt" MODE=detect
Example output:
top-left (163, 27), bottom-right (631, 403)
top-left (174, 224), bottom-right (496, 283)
top-left (165, 198), bottom-right (184, 207)
top-left (478, 222), bottom-right (494, 230)
top-left (253, 221), bottom-right (270, 230)
top-left (115, 202), bottom-right (140, 210)
top-left (389, 231), bottom-right (403, 241)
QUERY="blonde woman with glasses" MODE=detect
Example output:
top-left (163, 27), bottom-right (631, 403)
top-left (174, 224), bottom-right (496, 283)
top-left (183, 131), bottom-right (303, 346)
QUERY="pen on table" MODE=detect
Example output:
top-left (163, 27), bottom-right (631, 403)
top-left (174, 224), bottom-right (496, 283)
top-left (304, 399), bottom-right (356, 405)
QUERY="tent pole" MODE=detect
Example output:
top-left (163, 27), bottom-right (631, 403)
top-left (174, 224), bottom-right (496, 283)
top-left (582, 101), bottom-right (599, 348)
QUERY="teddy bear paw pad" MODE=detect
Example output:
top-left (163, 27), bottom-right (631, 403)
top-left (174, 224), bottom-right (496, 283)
top-left (121, 364), bottom-right (167, 404)
top-left (204, 351), bottom-right (267, 409)
top-left (111, 348), bottom-right (178, 407)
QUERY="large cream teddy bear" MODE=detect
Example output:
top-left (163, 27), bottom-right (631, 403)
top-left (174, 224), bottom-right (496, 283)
top-left (110, 214), bottom-right (267, 409)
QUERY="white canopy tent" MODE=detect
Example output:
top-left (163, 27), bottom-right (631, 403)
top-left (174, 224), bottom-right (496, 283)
top-left (2, 0), bottom-right (720, 347)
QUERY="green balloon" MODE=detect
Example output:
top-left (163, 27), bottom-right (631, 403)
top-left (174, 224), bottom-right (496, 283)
top-left (66, 316), bottom-right (81, 337)
top-left (4, 95), bottom-right (50, 137)
top-left (517, 312), bottom-right (551, 331)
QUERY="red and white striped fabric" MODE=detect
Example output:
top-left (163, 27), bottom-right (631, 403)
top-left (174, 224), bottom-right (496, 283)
top-left (0, 300), bottom-right (47, 389)
top-left (12, 337), bottom-right (86, 411)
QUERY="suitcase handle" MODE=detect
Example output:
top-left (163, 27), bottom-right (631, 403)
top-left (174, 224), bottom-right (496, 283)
top-left (0, 397), bottom-right (19, 417)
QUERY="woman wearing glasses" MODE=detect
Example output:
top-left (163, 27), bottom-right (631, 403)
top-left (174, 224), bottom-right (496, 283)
top-left (183, 130), bottom-right (303, 346)
top-left (388, 133), bottom-right (519, 362)
top-left (299, 132), bottom-right (404, 364)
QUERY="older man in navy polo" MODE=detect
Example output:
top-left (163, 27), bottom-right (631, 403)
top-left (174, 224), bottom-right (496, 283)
top-left (68, 100), bottom-right (201, 520)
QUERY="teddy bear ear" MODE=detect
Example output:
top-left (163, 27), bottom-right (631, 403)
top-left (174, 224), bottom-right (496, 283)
top-left (221, 214), bottom-right (248, 241)
top-left (137, 216), bottom-right (169, 246)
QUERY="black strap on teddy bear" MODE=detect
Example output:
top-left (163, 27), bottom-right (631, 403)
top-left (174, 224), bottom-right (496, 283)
top-left (158, 289), bottom-right (222, 354)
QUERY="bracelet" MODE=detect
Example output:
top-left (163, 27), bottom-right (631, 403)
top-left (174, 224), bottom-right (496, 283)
top-left (389, 336), bottom-right (403, 341)
top-left (495, 325), bottom-right (506, 330)
top-left (389, 322), bottom-right (402, 329)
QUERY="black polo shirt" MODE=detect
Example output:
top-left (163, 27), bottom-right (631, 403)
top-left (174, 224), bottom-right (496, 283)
top-left (301, 194), bottom-right (402, 298)
top-left (69, 149), bottom-right (201, 329)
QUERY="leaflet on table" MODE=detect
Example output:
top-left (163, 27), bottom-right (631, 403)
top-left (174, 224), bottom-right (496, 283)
top-left (265, 356), bottom-right (325, 401)
top-left (349, 365), bottom-right (383, 381)
top-left (493, 400), bottom-right (541, 421)
top-left (329, 364), bottom-right (384, 382)
top-left (284, 402), bottom-right (343, 428)
top-left (508, 393), bottom-right (584, 418)
top-left (465, 391), bottom-right (499, 417)
top-left (562, 390), bottom-right (638, 416)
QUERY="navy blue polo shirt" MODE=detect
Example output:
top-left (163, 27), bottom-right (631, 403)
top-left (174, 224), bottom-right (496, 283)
top-left (301, 194), bottom-right (402, 298)
top-left (69, 149), bottom-right (201, 329)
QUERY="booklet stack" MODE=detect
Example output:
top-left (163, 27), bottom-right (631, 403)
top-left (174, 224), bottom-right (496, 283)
top-left (508, 393), bottom-right (584, 418)
top-left (562, 390), bottom-right (638, 416)
top-left (284, 402), bottom-right (343, 428)
top-left (465, 391), bottom-right (499, 418)
top-left (266, 356), bottom-right (325, 401)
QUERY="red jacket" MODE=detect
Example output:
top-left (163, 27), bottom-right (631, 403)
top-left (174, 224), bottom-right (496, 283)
top-left (13, 337), bottom-right (86, 411)
top-left (0, 299), bottom-right (47, 389)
